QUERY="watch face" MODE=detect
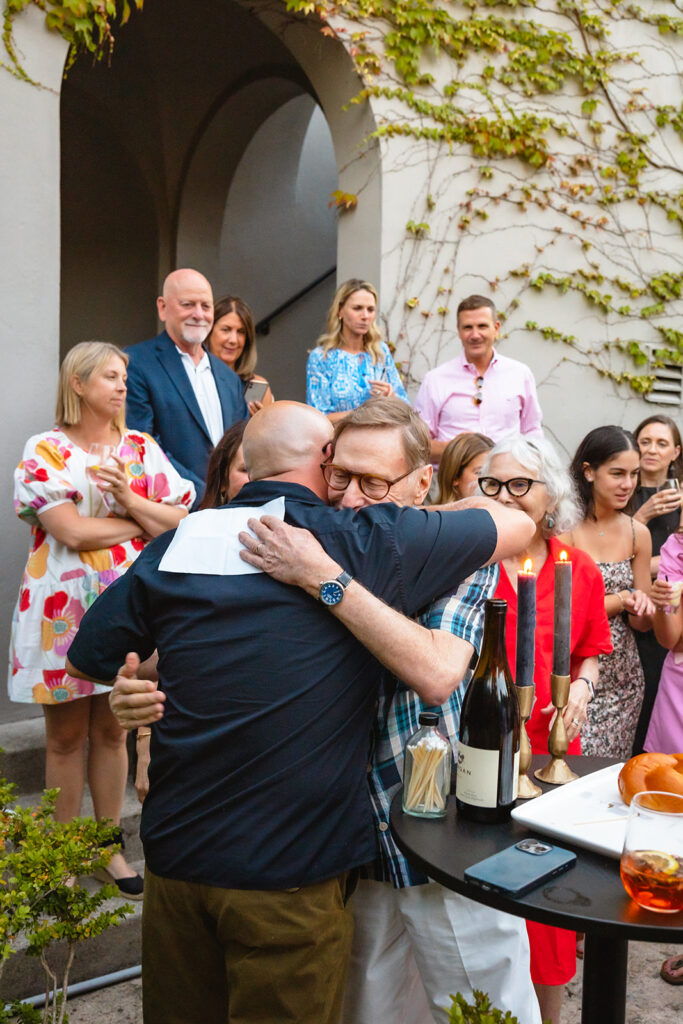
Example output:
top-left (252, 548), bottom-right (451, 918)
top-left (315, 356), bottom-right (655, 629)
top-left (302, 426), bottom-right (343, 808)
top-left (320, 580), bottom-right (344, 606)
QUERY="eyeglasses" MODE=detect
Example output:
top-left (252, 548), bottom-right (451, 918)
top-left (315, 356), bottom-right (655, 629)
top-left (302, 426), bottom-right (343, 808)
top-left (479, 476), bottom-right (545, 498)
top-left (472, 375), bottom-right (484, 406)
top-left (321, 463), bottom-right (416, 500)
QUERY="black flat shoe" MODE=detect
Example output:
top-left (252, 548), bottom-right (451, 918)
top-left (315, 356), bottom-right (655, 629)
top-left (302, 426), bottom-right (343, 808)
top-left (94, 866), bottom-right (144, 900)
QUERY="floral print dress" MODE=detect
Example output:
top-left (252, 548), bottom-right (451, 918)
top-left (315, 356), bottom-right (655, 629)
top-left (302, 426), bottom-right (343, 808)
top-left (9, 429), bottom-right (195, 704)
top-left (580, 556), bottom-right (646, 760)
top-left (306, 341), bottom-right (408, 413)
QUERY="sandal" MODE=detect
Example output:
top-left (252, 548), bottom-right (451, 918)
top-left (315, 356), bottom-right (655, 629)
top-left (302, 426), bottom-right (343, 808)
top-left (94, 864), bottom-right (144, 899)
top-left (94, 826), bottom-right (144, 901)
top-left (660, 955), bottom-right (683, 985)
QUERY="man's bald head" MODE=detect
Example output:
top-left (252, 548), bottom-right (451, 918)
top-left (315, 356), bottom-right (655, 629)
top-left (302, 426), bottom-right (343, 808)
top-left (157, 269), bottom-right (214, 347)
top-left (243, 402), bottom-right (333, 492)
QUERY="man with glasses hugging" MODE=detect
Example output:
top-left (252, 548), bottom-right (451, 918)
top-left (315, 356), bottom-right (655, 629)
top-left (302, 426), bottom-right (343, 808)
top-left (237, 399), bottom-right (542, 1024)
top-left (78, 400), bottom-right (535, 1024)
top-left (414, 294), bottom-right (543, 466)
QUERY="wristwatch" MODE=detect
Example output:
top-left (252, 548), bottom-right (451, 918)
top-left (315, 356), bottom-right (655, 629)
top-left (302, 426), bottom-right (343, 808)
top-left (319, 571), bottom-right (353, 606)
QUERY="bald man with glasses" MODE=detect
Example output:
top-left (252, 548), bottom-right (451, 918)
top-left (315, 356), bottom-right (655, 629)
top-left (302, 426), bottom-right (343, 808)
top-left (68, 401), bottom-right (534, 1024)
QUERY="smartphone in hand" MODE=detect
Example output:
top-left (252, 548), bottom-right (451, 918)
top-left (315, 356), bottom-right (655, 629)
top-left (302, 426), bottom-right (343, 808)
top-left (244, 379), bottom-right (269, 405)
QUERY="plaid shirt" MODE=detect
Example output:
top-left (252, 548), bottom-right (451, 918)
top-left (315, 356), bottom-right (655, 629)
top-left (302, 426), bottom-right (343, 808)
top-left (367, 564), bottom-right (499, 887)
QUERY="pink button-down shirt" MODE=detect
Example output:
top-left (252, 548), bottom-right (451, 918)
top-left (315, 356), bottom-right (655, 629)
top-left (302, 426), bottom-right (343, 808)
top-left (414, 349), bottom-right (543, 443)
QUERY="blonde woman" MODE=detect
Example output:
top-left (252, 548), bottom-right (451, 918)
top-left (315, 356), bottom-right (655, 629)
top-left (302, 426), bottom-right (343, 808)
top-left (435, 432), bottom-right (493, 503)
top-left (306, 278), bottom-right (408, 423)
top-left (9, 342), bottom-right (194, 897)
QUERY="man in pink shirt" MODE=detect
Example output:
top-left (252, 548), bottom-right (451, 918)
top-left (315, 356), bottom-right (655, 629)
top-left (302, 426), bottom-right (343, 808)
top-left (414, 295), bottom-right (543, 463)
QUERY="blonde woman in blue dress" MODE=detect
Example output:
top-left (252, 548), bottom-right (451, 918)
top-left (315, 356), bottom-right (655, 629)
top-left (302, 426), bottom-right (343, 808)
top-left (306, 279), bottom-right (408, 423)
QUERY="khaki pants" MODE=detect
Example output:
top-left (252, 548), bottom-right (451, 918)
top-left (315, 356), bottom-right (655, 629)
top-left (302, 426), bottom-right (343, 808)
top-left (142, 868), bottom-right (356, 1024)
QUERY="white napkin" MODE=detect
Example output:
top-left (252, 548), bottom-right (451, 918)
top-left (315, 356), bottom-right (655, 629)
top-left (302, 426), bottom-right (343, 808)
top-left (158, 497), bottom-right (286, 575)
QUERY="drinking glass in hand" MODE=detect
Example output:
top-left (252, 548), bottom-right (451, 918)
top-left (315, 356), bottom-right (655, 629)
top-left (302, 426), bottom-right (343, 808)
top-left (620, 791), bottom-right (683, 913)
top-left (85, 444), bottom-right (115, 487)
top-left (658, 478), bottom-right (680, 493)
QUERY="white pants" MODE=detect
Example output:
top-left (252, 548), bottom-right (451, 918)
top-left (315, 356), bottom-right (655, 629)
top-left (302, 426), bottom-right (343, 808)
top-left (342, 879), bottom-right (541, 1024)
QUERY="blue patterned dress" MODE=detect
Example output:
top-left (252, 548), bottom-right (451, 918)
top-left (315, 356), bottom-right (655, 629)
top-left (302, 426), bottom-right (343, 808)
top-left (306, 341), bottom-right (409, 414)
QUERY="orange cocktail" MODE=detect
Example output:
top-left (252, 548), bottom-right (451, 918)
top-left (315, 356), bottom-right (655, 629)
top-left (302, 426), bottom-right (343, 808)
top-left (620, 792), bottom-right (683, 914)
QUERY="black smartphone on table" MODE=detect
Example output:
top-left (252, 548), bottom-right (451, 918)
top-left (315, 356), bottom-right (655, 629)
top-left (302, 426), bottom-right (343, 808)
top-left (464, 839), bottom-right (577, 897)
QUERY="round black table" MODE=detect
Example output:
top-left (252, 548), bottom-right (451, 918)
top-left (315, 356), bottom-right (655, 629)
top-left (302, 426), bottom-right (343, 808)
top-left (390, 755), bottom-right (683, 1024)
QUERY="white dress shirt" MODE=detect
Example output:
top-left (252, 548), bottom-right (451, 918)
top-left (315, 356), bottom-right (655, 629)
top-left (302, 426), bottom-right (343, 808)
top-left (179, 349), bottom-right (224, 446)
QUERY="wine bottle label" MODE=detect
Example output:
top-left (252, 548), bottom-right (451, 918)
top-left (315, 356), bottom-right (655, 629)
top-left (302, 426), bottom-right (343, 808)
top-left (456, 743), bottom-right (520, 807)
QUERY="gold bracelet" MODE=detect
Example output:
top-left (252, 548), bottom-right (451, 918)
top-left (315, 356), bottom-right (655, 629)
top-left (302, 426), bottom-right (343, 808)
top-left (136, 729), bottom-right (152, 740)
top-left (615, 591), bottom-right (625, 611)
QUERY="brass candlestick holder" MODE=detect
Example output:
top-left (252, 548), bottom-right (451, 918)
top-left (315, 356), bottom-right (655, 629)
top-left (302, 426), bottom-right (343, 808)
top-left (534, 673), bottom-right (579, 785)
top-left (515, 684), bottom-right (541, 799)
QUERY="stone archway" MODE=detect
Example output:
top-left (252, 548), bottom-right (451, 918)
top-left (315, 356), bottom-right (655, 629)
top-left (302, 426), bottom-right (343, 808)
top-left (57, 0), bottom-right (381, 354)
top-left (176, 74), bottom-right (339, 400)
top-left (0, 0), bottom-right (381, 723)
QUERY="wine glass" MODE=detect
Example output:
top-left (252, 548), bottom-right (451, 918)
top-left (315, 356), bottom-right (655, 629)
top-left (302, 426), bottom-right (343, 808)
top-left (658, 478), bottom-right (680, 493)
top-left (620, 791), bottom-right (683, 913)
top-left (85, 444), bottom-right (115, 487)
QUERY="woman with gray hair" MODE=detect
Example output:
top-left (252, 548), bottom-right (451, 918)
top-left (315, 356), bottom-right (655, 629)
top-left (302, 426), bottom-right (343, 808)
top-left (479, 434), bottom-right (612, 1024)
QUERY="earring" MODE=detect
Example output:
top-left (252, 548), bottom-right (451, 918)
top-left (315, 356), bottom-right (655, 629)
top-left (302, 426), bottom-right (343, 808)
top-left (544, 512), bottom-right (555, 531)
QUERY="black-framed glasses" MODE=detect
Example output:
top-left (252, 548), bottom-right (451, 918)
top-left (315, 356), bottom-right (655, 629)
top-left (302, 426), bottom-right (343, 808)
top-left (479, 476), bottom-right (545, 498)
top-left (472, 375), bottom-right (484, 406)
top-left (321, 463), bottom-right (416, 500)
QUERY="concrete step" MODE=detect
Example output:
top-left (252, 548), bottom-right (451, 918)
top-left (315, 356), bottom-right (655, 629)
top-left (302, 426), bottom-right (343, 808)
top-left (0, 718), bottom-right (139, 798)
top-left (0, 717), bottom-right (46, 794)
top-left (0, 860), bottom-right (144, 1003)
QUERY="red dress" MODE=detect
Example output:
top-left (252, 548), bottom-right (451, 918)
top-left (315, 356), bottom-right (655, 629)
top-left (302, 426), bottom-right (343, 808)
top-left (495, 537), bottom-right (612, 985)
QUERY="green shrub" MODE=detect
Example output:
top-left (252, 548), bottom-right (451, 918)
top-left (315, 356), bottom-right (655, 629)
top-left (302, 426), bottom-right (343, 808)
top-left (0, 771), bottom-right (132, 1023)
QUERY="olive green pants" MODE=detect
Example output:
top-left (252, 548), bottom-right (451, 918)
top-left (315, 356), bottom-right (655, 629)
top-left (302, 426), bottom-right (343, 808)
top-left (142, 868), bottom-right (356, 1024)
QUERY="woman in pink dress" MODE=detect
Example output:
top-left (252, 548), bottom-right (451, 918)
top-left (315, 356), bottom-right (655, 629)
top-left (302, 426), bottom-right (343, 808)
top-left (646, 531), bottom-right (683, 754)
top-left (645, 530), bottom-right (683, 984)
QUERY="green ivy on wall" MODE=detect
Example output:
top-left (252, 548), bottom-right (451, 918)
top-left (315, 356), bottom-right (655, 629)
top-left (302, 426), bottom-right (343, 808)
top-left (3, 0), bottom-right (683, 396)
top-left (280, 0), bottom-right (683, 396)
top-left (1, 0), bottom-right (142, 82)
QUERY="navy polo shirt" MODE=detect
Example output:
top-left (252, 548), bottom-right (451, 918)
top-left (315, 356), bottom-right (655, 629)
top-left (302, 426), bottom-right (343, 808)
top-left (68, 481), bottom-right (496, 890)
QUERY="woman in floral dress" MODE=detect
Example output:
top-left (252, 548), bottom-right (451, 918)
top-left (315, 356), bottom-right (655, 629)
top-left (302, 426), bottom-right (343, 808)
top-left (9, 342), bottom-right (194, 895)
top-left (565, 426), bottom-right (654, 759)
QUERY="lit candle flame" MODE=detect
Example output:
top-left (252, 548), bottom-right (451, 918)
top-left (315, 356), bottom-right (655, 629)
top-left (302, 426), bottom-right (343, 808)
top-left (523, 558), bottom-right (533, 574)
top-left (559, 550), bottom-right (568, 563)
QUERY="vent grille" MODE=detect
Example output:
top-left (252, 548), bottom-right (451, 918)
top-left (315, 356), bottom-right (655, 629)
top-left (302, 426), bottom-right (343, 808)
top-left (644, 347), bottom-right (683, 406)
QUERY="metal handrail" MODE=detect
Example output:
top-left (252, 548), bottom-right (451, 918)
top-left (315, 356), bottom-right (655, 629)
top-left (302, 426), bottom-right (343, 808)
top-left (255, 266), bottom-right (336, 336)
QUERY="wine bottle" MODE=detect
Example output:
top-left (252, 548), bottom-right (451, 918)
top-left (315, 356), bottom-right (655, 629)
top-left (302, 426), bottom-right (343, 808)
top-left (456, 598), bottom-right (520, 823)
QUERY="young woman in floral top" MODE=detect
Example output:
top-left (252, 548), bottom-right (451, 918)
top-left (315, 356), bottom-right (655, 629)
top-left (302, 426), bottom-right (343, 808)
top-left (9, 342), bottom-right (194, 896)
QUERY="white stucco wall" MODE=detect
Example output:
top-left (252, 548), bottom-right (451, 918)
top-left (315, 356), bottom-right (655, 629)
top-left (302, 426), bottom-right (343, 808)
top-left (321, 3), bottom-right (683, 458)
top-left (0, 10), bottom-right (68, 723)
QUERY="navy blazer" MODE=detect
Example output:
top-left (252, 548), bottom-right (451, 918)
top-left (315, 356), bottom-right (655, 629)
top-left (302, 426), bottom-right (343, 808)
top-left (125, 331), bottom-right (247, 505)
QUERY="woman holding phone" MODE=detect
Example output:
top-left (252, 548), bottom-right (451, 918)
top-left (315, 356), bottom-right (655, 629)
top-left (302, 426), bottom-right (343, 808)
top-left (205, 296), bottom-right (273, 415)
top-left (306, 279), bottom-right (408, 423)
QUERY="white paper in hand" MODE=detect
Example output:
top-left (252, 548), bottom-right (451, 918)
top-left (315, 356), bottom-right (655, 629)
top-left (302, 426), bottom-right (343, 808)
top-left (158, 496), bottom-right (286, 575)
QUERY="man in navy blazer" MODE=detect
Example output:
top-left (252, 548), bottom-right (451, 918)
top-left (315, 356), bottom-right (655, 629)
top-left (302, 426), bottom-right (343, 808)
top-left (125, 269), bottom-right (248, 506)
